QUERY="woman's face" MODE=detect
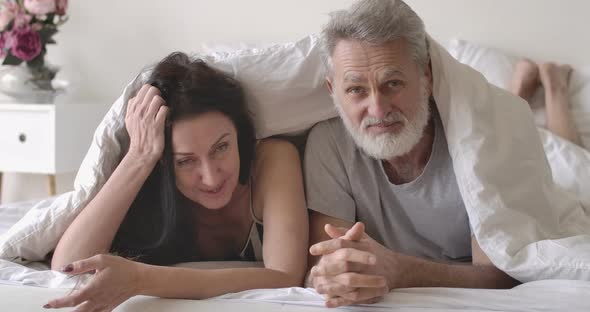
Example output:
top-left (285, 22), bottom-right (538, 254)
top-left (171, 111), bottom-right (241, 210)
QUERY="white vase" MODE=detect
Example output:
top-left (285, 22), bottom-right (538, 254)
top-left (0, 64), bottom-right (67, 104)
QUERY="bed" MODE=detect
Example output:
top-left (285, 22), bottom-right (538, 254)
top-left (5, 215), bottom-right (584, 312)
top-left (2, 35), bottom-right (590, 310)
top-left (1, 207), bottom-right (589, 312)
top-left (1, 132), bottom-right (589, 311)
top-left (1, 282), bottom-right (590, 312)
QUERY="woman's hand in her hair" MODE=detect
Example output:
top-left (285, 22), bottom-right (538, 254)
top-left (125, 84), bottom-right (169, 164)
top-left (43, 254), bottom-right (143, 311)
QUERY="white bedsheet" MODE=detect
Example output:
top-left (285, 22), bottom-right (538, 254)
top-left (0, 198), bottom-right (43, 235)
top-left (0, 232), bottom-right (588, 312)
top-left (0, 280), bottom-right (589, 311)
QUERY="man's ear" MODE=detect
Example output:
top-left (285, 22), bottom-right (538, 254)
top-left (325, 78), bottom-right (334, 96)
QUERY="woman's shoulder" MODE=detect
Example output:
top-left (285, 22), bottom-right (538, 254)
top-left (254, 138), bottom-right (300, 165)
top-left (251, 138), bottom-right (304, 219)
top-left (251, 138), bottom-right (301, 193)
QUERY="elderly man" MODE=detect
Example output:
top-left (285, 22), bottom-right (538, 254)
top-left (304, 0), bottom-right (518, 307)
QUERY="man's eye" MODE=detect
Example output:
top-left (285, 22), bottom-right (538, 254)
top-left (346, 87), bottom-right (364, 94)
top-left (387, 80), bottom-right (403, 88)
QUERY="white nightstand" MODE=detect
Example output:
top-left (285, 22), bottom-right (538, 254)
top-left (0, 102), bottom-right (107, 200)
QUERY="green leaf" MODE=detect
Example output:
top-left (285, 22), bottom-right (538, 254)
top-left (38, 27), bottom-right (59, 44)
top-left (2, 52), bottom-right (23, 66)
top-left (45, 13), bottom-right (56, 24)
top-left (26, 50), bottom-right (46, 69)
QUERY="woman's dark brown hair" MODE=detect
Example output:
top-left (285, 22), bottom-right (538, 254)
top-left (111, 52), bottom-right (256, 265)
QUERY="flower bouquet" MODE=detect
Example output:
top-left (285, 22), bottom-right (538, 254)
top-left (0, 0), bottom-right (68, 95)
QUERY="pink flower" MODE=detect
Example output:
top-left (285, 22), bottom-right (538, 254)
top-left (31, 22), bottom-right (42, 31)
top-left (0, 1), bottom-right (19, 30)
top-left (0, 33), bottom-right (9, 58)
top-left (10, 27), bottom-right (42, 61)
top-left (55, 0), bottom-right (67, 16)
top-left (14, 12), bottom-right (32, 28)
top-left (24, 0), bottom-right (56, 16)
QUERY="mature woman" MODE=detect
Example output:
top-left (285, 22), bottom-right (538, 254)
top-left (45, 52), bottom-right (308, 311)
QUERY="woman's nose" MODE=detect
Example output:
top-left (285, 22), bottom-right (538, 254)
top-left (200, 162), bottom-right (222, 187)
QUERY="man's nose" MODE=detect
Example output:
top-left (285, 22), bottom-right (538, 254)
top-left (367, 92), bottom-right (392, 120)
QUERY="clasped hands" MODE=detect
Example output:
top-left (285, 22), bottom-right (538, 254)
top-left (308, 222), bottom-right (395, 308)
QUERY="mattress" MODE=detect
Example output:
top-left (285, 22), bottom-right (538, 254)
top-left (0, 202), bottom-right (589, 311)
top-left (1, 139), bottom-right (589, 311)
top-left (0, 279), bottom-right (589, 311)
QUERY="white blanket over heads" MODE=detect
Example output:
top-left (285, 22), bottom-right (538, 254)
top-left (429, 37), bottom-right (590, 281)
top-left (0, 35), bottom-right (589, 283)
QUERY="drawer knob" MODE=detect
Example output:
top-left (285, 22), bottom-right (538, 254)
top-left (18, 133), bottom-right (27, 143)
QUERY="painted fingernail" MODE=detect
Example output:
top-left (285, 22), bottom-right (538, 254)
top-left (61, 264), bottom-right (73, 273)
top-left (43, 303), bottom-right (52, 309)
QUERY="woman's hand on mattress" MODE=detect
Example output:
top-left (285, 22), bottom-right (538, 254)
top-left (125, 84), bottom-right (169, 164)
top-left (43, 254), bottom-right (142, 311)
top-left (308, 222), bottom-right (390, 307)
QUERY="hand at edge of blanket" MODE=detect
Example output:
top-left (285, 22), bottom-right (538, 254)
top-left (309, 222), bottom-right (394, 308)
top-left (42, 254), bottom-right (141, 312)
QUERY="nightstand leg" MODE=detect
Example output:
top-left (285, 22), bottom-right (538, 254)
top-left (47, 174), bottom-right (56, 196)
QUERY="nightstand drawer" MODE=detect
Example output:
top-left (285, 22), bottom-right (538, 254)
top-left (0, 109), bottom-right (54, 173)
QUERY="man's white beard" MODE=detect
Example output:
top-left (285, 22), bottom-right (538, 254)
top-left (336, 76), bottom-right (431, 160)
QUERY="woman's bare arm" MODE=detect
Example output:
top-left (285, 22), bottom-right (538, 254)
top-left (52, 85), bottom-right (167, 270)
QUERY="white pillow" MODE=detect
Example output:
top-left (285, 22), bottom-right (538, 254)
top-left (203, 35), bottom-right (336, 137)
top-left (447, 39), bottom-right (590, 148)
top-left (0, 34), bottom-right (336, 262)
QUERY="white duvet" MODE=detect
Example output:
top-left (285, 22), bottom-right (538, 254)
top-left (0, 34), bottom-right (589, 285)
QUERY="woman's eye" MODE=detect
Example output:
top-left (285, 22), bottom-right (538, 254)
top-left (177, 158), bottom-right (194, 167)
top-left (215, 143), bottom-right (229, 153)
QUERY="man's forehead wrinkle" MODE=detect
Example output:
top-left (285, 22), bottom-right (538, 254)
top-left (342, 67), bottom-right (403, 83)
top-left (380, 67), bottom-right (405, 79)
top-left (343, 72), bottom-right (365, 83)
top-left (333, 41), bottom-right (411, 84)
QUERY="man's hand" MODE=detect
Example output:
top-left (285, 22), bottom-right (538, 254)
top-left (308, 222), bottom-right (393, 307)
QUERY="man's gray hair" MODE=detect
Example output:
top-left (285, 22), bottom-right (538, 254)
top-left (322, 0), bottom-right (429, 75)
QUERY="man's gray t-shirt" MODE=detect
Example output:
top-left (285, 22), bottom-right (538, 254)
top-left (304, 115), bottom-right (472, 261)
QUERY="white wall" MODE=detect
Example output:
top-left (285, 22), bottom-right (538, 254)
top-left (2, 0), bottom-right (589, 203)
top-left (410, 0), bottom-right (590, 67)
